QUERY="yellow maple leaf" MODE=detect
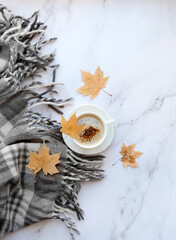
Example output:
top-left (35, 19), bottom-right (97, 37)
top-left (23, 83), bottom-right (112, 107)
top-left (77, 66), bottom-right (110, 100)
top-left (120, 143), bottom-right (143, 168)
top-left (60, 112), bottom-right (85, 139)
top-left (27, 143), bottom-right (60, 175)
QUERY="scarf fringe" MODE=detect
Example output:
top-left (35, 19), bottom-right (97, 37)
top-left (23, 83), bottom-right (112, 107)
top-left (0, 6), bottom-right (57, 102)
top-left (52, 150), bottom-right (104, 239)
top-left (53, 206), bottom-right (80, 240)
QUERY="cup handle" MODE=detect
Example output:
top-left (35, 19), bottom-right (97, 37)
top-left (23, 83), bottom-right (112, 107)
top-left (105, 119), bottom-right (114, 126)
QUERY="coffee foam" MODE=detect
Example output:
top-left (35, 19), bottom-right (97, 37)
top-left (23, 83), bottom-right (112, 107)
top-left (76, 113), bottom-right (104, 146)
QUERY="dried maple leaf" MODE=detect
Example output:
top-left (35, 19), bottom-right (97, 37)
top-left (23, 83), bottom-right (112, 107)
top-left (27, 143), bottom-right (60, 175)
top-left (77, 66), bottom-right (110, 100)
top-left (60, 112), bottom-right (85, 139)
top-left (120, 143), bottom-right (143, 168)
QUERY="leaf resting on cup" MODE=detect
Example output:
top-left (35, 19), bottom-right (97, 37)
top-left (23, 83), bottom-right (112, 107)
top-left (60, 113), bottom-right (85, 139)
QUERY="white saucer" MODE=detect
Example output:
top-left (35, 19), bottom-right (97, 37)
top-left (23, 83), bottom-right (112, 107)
top-left (62, 104), bottom-right (114, 155)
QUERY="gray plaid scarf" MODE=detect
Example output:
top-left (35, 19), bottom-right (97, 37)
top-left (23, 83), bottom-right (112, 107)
top-left (0, 5), bottom-right (104, 240)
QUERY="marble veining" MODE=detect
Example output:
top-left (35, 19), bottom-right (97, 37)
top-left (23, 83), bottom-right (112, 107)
top-left (1, 0), bottom-right (176, 239)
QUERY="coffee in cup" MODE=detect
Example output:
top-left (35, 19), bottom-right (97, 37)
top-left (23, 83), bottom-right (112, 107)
top-left (76, 113), bottom-right (105, 147)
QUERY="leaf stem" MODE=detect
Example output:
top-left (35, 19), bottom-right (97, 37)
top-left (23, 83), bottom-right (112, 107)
top-left (102, 89), bottom-right (112, 97)
top-left (112, 158), bottom-right (121, 166)
top-left (34, 170), bottom-right (41, 183)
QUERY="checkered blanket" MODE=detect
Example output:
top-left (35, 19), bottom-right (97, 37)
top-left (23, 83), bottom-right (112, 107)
top-left (0, 5), bottom-right (104, 240)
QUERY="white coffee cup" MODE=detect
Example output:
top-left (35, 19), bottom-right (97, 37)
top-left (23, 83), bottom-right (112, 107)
top-left (73, 112), bottom-right (114, 149)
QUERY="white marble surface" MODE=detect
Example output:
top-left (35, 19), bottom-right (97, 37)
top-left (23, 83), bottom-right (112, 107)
top-left (1, 0), bottom-right (176, 239)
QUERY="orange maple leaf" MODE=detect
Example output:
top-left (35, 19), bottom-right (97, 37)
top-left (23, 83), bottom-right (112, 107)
top-left (77, 66), bottom-right (110, 100)
top-left (120, 143), bottom-right (143, 168)
top-left (60, 112), bottom-right (85, 139)
top-left (27, 143), bottom-right (60, 175)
